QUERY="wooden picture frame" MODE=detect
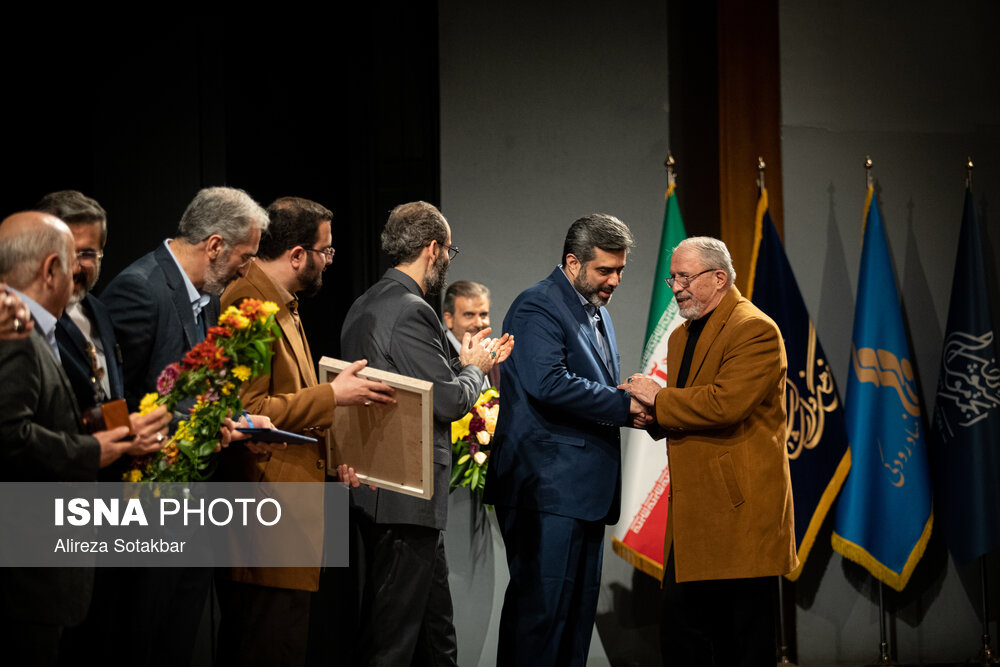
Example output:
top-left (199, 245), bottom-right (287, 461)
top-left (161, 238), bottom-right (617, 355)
top-left (318, 357), bottom-right (435, 500)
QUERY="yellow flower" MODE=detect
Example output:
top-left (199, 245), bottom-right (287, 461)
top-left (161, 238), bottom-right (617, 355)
top-left (124, 469), bottom-right (143, 482)
top-left (232, 365), bottom-right (252, 382)
top-left (474, 387), bottom-right (498, 409)
top-left (221, 382), bottom-right (235, 396)
top-left (164, 442), bottom-right (179, 460)
top-left (174, 421), bottom-right (191, 442)
top-left (234, 313), bottom-right (251, 330)
top-left (452, 413), bottom-right (472, 443)
top-left (476, 404), bottom-right (499, 435)
top-left (138, 392), bottom-right (160, 416)
top-left (261, 301), bottom-right (280, 318)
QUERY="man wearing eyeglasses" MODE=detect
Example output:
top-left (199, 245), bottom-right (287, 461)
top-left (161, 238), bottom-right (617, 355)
top-left (215, 196), bottom-right (395, 665)
top-left (35, 191), bottom-right (125, 415)
top-left (622, 237), bottom-right (797, 666)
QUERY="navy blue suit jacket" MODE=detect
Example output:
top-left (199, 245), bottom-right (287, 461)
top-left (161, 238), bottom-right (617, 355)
top-left (101, 243), bottom-right (219, 411)
top-left (484, 266), bottom-right (630, 523)
top-left (55, 293), bottom-right (125, 411)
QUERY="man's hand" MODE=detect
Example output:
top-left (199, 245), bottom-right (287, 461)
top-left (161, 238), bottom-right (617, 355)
top-left (489, 333), bottom-right (515, 364)
top-left (0, 285), bottom-right (33, 342)
top-left (459, 328), bottom-right (497, 375)
top-left (125, 405), bottom-right (171, 456)
top-left (220, 414), bottom-right (288, 455)
top-left (336, 463), bottom-right (377, 490)
top-left (629, 398), bottom-right (655, 429)
top-left (330, 359), bottom-right (396, 407)
top-left (619, 374), bottom-right (662, 408)
top-left (95, 426), bottom-right (134, 468)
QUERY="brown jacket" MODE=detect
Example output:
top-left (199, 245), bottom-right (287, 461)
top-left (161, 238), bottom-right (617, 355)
top-left (220, 261), bottom-right (337, 591)
top-left (654, 286), bottom-right (798, 582)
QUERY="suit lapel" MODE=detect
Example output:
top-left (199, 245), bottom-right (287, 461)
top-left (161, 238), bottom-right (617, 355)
top-left (599, 305), bottom-right (619, 381)
top-left (247, 262), bottom-right (314, 386)
top-left (154, 243), bottom-right (202, 349)
top-left (55, 311), bottom-right (89, 361)
top-left (84, 295), bottom-right (124, 400)
top-left (30, 326), bottom-right (84, 426)
top-left (686, 286), bottom-right (742, 385)
top-left (549, 267), bottom-right (616, 385)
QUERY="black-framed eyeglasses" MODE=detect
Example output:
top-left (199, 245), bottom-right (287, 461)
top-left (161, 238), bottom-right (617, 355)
top-left (665, 268), bottom-right (717, 288)
top-left (76, 249), bottom-right (104, 262)
top-left (442, 243), bottom-right (459, 260)
top-left (301, 246), bottom-right (336, 260)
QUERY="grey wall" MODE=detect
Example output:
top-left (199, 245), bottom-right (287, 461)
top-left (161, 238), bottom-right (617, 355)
top-left (440, 0), bottom-right (1000, 665)
top-left (781, 1), bottom-right (1000, 664)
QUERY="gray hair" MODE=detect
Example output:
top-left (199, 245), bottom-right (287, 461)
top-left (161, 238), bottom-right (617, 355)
top-left (675, 236), bottom-right (736, 287)
top-left (35, 190), bottom-right (108, 246)
top-left (380, 201), bottom-right (448, 265)
top-left (443, 280), bottom-right (490, 315)
top-left (177, 187), bottom-right (269, 246)
top-left (0, 220), bottom-right (71, 289)
top-left (562, 213), bottom-right (634, 265)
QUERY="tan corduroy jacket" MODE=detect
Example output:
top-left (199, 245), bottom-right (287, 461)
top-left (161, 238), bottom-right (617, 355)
top-left (219, 261), bottom-right (337, 592)
top-left (654, 286), bottom-right (798, 582)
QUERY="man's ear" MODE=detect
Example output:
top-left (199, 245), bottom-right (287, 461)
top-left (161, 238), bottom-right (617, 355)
top-left (205, 234), bottom-right (226, 259)
top-left (41, 253), bottom-right (61, 286)
top-left (564, 253), bottom-right (581, 278)
top-left (288, 246), bottom-right (305, 271)
top-left (443, 311), bottom-right (454, 329)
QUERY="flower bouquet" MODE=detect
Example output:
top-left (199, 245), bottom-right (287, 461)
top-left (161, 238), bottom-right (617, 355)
top-left (450, 387), bottom-right (499, 499)
top-left (127, 299), bottom-right (282, 482)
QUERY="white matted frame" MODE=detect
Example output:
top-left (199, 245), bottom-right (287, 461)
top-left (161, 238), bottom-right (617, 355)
top-left (318, 357), bottom-right (434, 500)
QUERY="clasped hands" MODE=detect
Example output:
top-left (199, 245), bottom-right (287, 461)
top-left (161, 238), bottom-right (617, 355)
top-left (620, 374), bottom-right (664, 430)
top-left (459, 327), bottom-right (514, 374)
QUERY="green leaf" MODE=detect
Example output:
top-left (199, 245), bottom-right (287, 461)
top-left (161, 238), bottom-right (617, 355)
top-left (457, 454), bottom-right (470, 465)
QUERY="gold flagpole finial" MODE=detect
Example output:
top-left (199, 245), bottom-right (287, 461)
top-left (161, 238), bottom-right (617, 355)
top-left (864, 155), bottom-right (873, 189)
top-left (757, 156), bottom-right (766, 192)
top-left (665, 152), bottom-right (676, 188)
top-left (966, 156), bottom-right (974, 191)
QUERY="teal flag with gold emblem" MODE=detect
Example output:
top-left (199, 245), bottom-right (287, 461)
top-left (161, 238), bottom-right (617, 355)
top-left (832, 185), bottom-right (933, 591)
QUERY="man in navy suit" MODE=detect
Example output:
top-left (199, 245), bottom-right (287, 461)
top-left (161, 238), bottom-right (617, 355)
top-left (35, 191), bottom-right (124, 416)
top-left (484, 213), bottom-right (648, 666)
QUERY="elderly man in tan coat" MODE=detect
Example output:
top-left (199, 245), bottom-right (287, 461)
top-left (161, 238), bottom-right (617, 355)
top-left (624, 236), bottom-right (798, 667)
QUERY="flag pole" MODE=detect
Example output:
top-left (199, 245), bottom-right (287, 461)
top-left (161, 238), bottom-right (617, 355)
top-left (865, 154), bottom-right (895, 667)
top-left (966, 154), bottom-right (999, 667)
top-left (665, 152), bottom-right (676, 188)
top-left (759, 153), bottom-right (798, 666)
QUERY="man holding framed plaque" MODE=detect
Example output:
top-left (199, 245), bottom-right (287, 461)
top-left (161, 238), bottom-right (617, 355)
top-left (341, 201), bottom-right (511, 666)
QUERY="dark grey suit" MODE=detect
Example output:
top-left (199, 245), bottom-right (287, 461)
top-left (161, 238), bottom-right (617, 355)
top-left (100, 242), bottom-right (218, 666)
top-left (101, 242), bottom-right (220, 411)
top-left (341, 268), bottom-right (484, 666)
top-left (0, 327), bottom-right (99, 652)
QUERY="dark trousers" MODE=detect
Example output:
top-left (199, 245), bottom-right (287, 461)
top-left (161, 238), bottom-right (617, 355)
top-left (217, 577), bottom-right (311, 667)
top-left (495, 506), bottom-right (605, 667)
top-left (356, 515), bottom-right (457, 667)
top-left (660, 551), bottom-right (776, 666)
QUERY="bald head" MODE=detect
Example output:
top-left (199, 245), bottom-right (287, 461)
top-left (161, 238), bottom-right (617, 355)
top-left (0, 211), bottom-right (76, 316)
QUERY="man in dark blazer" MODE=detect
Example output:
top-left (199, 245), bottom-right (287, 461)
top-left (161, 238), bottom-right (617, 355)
top-left (100, 186), bottom-right (269, 666)
top-left (484, 213), bottom-right (646, 666)
top-left (35, 191), bottom-right (124, 415)
top-left (0, 211), bottom-right (164, 665)
top-left (341, 201), bottom-right (508, 666)
top-left (102, 186), bottom-right (268, 412)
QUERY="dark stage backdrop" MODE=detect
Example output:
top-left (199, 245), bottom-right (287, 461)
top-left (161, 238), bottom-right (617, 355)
top-left (0, 11), bottom-right (440, 361)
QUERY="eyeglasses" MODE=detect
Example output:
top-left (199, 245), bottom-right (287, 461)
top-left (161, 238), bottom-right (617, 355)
top-left (76, 249), bottom-right (104, 262)
top-left (665, 268), bottom-right (717, 288)
top-left (301, 246), bottom-right (336, 260)
top-left (442, 243), bottom-right (459, 260)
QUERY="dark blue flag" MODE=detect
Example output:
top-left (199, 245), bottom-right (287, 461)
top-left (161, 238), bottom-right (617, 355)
top-left (748, 187), bottom-right (850, 580)
top-left (933, 187), bottom-right (1000, 564)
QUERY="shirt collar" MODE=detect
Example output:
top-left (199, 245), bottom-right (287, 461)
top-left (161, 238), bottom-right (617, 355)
top-left (163, 239), bottom-right (212, 314)
top-left (445, 328), bottom-right (461, 353)
top-left (10, 288), bottom-right (58, 338)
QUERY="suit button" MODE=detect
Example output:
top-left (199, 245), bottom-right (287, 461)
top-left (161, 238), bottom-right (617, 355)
top-left (316, 460), bottom-right (325, 469)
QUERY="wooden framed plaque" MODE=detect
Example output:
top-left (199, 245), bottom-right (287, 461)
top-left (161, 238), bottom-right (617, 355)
top-left (318, 357), bottom-right (434, 500)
